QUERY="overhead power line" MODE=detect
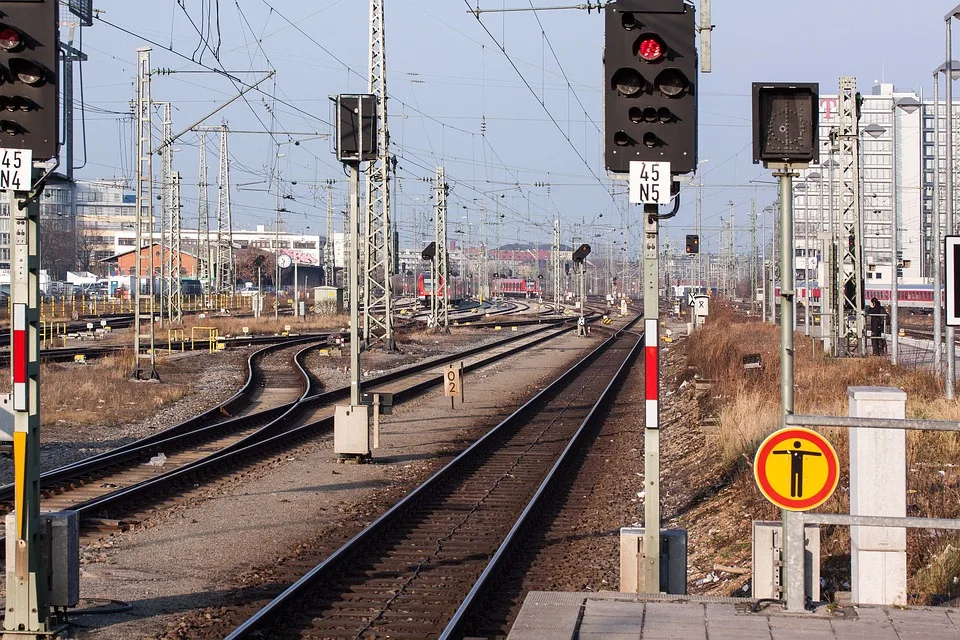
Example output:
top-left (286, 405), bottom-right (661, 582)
top-left (462, 0), bottom-right (620, 215)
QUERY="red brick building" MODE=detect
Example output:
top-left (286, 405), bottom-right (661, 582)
top-left (103, 244), bottom-right (200, 277)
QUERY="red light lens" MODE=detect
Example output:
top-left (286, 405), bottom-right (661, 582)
top-left (638, 37), bottom-right (662, 61)
top-left (0, 27), bottom-right (20, 51)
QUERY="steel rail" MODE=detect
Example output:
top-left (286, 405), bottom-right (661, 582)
top-left (441, 321), bottom-right (642, 638)
top-left (223, 314), bottom-right (641, 639)
top-left (0, 335), bottom-right (322, 501)
top-left (58, 319), bottom-right (579, 538)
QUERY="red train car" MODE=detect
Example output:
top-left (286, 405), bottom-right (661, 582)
top-left (417, 272), bottom-right (465, 306)
top-left (864, 284), bottom-right (936, 310)
top-left (492, 278), bottom-right (540, 298)
top-left (771, 284), bottom-right (937, 311)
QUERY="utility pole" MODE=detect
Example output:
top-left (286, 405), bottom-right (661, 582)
top-left (934, 70), bottom-right (944, 377)
top-left (479, 202), bottom-right (488, 300)
top-left (274, 154), bottom-right (282, 320)
top-left (696, 175), bottom-right (703, 291)
top-left (216, 123), bottom-right (233, 296)
top-left (159, 101), bottom-right (172, 324)
top-left (838, 77), bottom-right (865, 357)
top-left (133, 48), bottom-right (159, 380)
top-left (171, 172), bottom-right (183, 323)
top-left (945, 26), bottom-right (956, 397)
top-left (718, 217), bottom-right (726, 297)
top-left (553, 219), bottom-right (561, 313)
top-left (730, 202), bottom-right (736, 299)
top-left (826, 136), bottom-right (839, 355)
top-left (495, 200), bottom-right (502, 288)
top-left (769, 204), bottom-right (778, 324)
top-left (363, 0), bottom-right (395, 350)
top-left (434, 166), bottom-right (449, 332)
top-left (197, 131), bottom-right (211, 304)
top-left (750, 198), bottom-right (757, 314)
top-left (62, 20), bottom-right (85, 274)
top-left (6, 173), bottom-right (46, 632)
top-left (326, 179), bottom-right (336, 286)
top-left (642, 202), bottom-right (661, 596)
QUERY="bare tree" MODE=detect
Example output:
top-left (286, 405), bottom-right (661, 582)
top-left (234, 247), bottom-right (276, 285)
top-left (74, 226), bottom-right (100, 274)
top-left (39, 216), bottom-right (75, 280)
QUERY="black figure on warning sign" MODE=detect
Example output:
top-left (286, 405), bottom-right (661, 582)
top-left (773, 441), bottom-right (822, 498)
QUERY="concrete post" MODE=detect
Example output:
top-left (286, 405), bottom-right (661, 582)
top-left (848, 386), bottom-right (907, 606)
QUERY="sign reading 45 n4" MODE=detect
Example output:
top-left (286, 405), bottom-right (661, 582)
top-left (0, 149), bottom-right (32, 192)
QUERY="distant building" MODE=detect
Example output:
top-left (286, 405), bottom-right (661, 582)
top-left (100, 243), bottom-right (200, 278)
top-left (794, 83), bottom-right (929, 286)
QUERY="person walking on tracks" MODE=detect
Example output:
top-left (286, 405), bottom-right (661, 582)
top-left (867, 297), bottom-right (889, 356)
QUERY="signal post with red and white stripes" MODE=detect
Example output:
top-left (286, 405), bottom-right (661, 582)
top-left (641, 201), bottom-right (661, 593)
top-left (5, 169), bottom-right (48, 633)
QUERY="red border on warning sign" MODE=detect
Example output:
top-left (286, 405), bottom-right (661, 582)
top-left (754, 427), bottom-right (839, 511)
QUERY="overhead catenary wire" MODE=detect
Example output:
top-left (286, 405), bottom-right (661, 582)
top-left (462, 0), bottom-right (621, 221)
top-left (94, 14), bottom-right (332, 130)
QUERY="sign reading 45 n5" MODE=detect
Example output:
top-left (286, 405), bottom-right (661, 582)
top-left (0, 149), bottom-right (32, 192)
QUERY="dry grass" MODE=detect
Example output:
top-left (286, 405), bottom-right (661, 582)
top-left (0, 351), bottom-right (191, 430)
top-left (690, 301), bottom-right (960, 601)
top-left (177, 313), bottom-right (350, 337)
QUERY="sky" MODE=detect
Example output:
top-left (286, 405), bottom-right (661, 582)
top-left (73, 0), bottom-right (959, 257)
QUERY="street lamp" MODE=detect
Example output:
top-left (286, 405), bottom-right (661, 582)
top-left (944, 6), bottom-right (960, 397)
top-left (763, 203), bottom-right (778, 324)
top-left (274, 152), bottom-right (286, 320)
top-left (888, 96), bottom-right (921, 365)
top-left (801, 171), bottom-right (822, 336)
top-left (932, 62), bottom-right (960, 379)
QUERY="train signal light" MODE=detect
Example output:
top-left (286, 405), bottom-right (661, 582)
top-left (751, 83), bottom-right (819, 166)
top-left (603, 0), bottom-right (698, 174)
top-left (421, 241), bottom-right (436, 261)
top-left (0, 1), bottom-right (59, 160)
top-left (685, 234), bottom-right (699, 254)
top-left (335, 94), bottom-right (376, 163)
top-left (572, 243), bottom-right (591, 263)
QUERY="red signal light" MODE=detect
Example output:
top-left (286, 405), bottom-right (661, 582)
top-left (638, 37), bottom-right (663, 62)
top-left (0, 26), bottom-right (21, 52)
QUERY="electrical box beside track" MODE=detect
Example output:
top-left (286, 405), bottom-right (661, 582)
top-left (6, 511), bottom-right (79, 608)
top-left (334, 405), bottom-right (371, 457)
top-left (620, 527), bottom-right (687, 594)
top-left (752, 520), bottom-right (820, 602)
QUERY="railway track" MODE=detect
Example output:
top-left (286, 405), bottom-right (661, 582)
top-left (0, 337), bottom-right (322, 527)
top-left (224, 313), bottom-right (642, 639)
top-left (0, 314), bottom-right (587, 550)
top-left (0, 331), bottom-right (331, 365)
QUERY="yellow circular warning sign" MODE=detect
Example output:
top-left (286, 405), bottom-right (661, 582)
top-left (754, 427), bottom-right (839, 511)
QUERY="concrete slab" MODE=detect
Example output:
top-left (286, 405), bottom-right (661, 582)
top-left (506, 592), bottom-right (960, 640)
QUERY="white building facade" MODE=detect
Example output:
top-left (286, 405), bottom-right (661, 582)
top-left (793, 83), bottom-right (924, 291)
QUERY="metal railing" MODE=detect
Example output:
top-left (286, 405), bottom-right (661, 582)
top-left (779, 413), bottom-right (960, 611)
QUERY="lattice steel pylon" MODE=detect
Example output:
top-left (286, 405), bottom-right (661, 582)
top-left (159, 101), bottom-right (172, 323)
top-left (215, 123), bottom-right (234, 294)
top-left (553, 219), bottom-right (561, 313)
top-left (197, 131), bottom-right (211, 302)
top-left (479, 203), bottom-right (488, 299)
top-left (133, 48), bottom-right (159, 380)
top-left (326, 180), bottom-right (336, 286)
top-left (363, 0), bottom-right (395, 350)
top-left (837, 76), bottom-right (865, 356)
top-left (171, 171), bottom-right (183, 322)
top-left (434, 166), bottom-right (449, 332)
